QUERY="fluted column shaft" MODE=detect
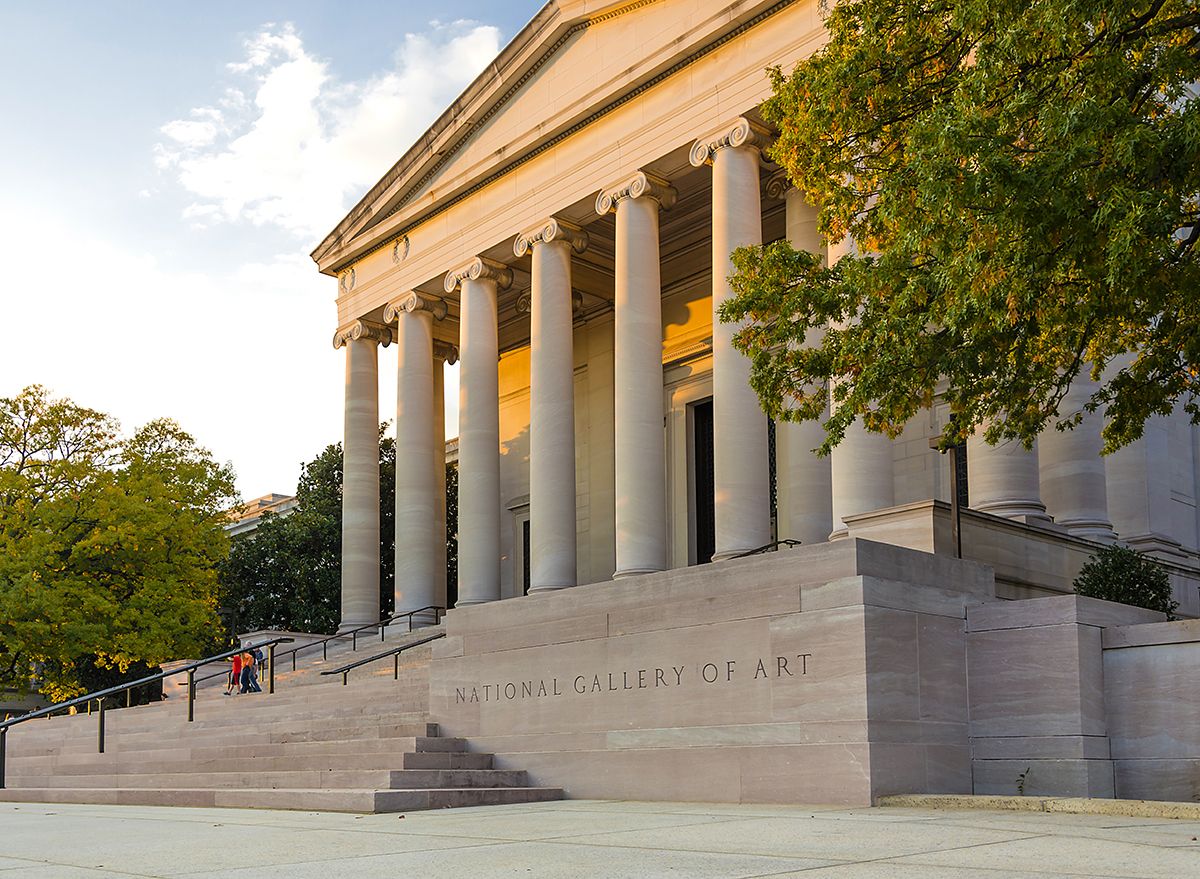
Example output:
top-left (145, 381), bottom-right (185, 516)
top-left (772, 182), bottom-right (833, 547)
top-left (334, 321), bottom-right (389, 631)
top-left (387, 293), bottom-right (444, 621)
top-left (967, 431), bottom-right (1049, 522)
top-left (1039, 377), bottom-right (1115, 540)
top-left (827, 237), bottom-right (894, 538)
top-left (516, 219), bottom-right (588, 592)
top-left (446, 258), bottom-right (510, 605)
top-left (598, 173), bottom-right (675, 576)
top-left (691, 119), bottom-right (771, 560)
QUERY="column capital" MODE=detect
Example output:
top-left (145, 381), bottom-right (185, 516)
top-left (689, 117), bottom-right (773, 168)
top-left (765, 169), bottom-right (798, 200)
top-left (514, 217), bottom-right (589, 258)
top-left (433, 340), bottom-right (459, 364)
top-left (385, 291), bottom-right (448, 322)
top-left (332, 319), bottom-right (392, 350)
top-left (443, 256), bottom-right (513, 294)
top-left (595, 170), bottom-right (677, 215)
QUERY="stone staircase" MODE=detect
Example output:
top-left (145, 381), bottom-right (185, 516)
top-left (0, 629), bottom-right (563, 812)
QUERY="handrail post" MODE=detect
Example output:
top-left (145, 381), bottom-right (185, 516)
top-left (267, 643), bottom-right (277, 695)
top-left (187, 669), bottom-right (195, 723)
top-left (381, 620), bottom-right (387, 642)
top-left (126, 688), bottom-right (132, 709)
top-left (394, 652), bottom-right (399, 680)
top-left (352, 630), bottom-right (358, 651)
top-left (323, 640), bottom-right (327, 661)
top-left (292, 651), bottom-right (297, 672)
top-left (97, 699), bottom-right (105, 754)
top-left (1, 727), bottom-right (7, 789)
top-left (342, 671), bottom-right (348, 686)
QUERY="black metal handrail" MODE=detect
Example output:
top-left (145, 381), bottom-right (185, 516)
top-left (274, 605), bottom-right (445, 672)
top-left (730, 538), bottom-right (802, 559)
top-left (0, 637), bottom-right (293, 790)
top-left (320, 632), bottom-right (446, 685)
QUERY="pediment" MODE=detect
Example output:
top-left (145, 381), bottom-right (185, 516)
top-left (312, 0), bottom-right (790, 273)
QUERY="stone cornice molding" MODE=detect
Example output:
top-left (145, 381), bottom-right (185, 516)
top-left (513, 217), bottom-right (589, 258)
top-left (689, 117), bottom-right (774, 168)
top-left (433, 340), bottom-right (459, 364)
top-left (384, 291), bottom-right (449, 322)
top-left (595, 170), bottom-right (677, 215)
top-left (765, 169), bottom-right (797, 200)
top-left (443, 256), bottom-right (514, 293)
top-left (332, 319), bottom-right (392, 350)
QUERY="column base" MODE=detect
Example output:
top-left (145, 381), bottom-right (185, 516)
top-left (1057, 518), bottom-right (1118, 543)
top-left (527, 584), bottom-right (574, 596)
top-left (455, 597), bottom-right (498, 608)
top-left (827, 527), bottom-right (849, 542)
top-left (973, 501), bottom-right (1054, 526)
top-left (338, 620), bottom-right (380, 635)
top-left (613, 567), bottom-right (665, 579)
top-left (400, 610), bottom-right (440, 628)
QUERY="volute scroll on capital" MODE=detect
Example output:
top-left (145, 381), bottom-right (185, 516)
top-left (765, 169), bottom-right (800, 201)
top-left (595, 171), bottom-right (677, 216)
top-left (384, 291), bottom-right (449, 323)
top-left (689, 116), bottom-right (774, 168)
top-left (513, 217), bottom-right (589, 258)
top-left (332, 319), bottom-right (393, 350)
top-left (433, 340), bottom-right (459, 365)
top-left (443, 256), bottom-right (514, 294)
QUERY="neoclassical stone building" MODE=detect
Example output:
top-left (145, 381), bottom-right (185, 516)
top-left (313, 0), bottom-right (1200, 631)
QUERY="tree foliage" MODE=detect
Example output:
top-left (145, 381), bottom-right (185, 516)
top-left (1074, 544), bottom-right (1177, 617)
top-left (722, 0), bottom-right (1200, 454)
top-left (0, 386), bottom-right (237, 700)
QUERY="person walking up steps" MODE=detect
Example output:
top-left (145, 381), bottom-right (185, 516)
top-left (225, 652), bottom-right (242, 696)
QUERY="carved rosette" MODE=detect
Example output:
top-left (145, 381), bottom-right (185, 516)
top-left (384, 291), bottom-right (449, 323)
top-left (513, 217), bottom-right (589, 258)
top-left (765, 169), bottom-right (797, 200)
top-left (332, 319), bottom-right (392, 350)
top-left (595, 170), bottom-right (677, 215)
top-left (443, 256), bottom-right (514, 293)
top-left (689, 117), bottom-right (773, 168)
top-left (433, 340), bottom-right (459, 365)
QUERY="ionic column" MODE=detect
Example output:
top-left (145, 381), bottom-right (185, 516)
top-left (514, 218), bottom-right (589, 592)
top-left (690, 117), bottom-right (772, 560)
top-left (826, 237), bottom-right (895, 539)
top-left (385, 291), bottom-right (447, 622)
top-left (1039, 376), bottom-right (1116, 541)
top-left (445, 258), bottom-right (511, 605)
top-left (333, 319), bottom-right (391, 631)
top-left (767, 172), bottom-right (833, 547)
top-left (432, 341), bottom-right (457, 610)
top-left (967, 430), bottom-right (1050, 523)
top-left (597, 171), bottom-right (676, 576)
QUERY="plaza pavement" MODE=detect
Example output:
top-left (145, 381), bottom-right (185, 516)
top-left (0, 799), bottom-right (1198, 878)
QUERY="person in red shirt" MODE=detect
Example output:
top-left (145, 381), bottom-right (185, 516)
top-left (225, 653), bottom-right (242, 696)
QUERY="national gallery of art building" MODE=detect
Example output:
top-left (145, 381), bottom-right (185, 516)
top-left (309, 1), bottom-right (1200, 803)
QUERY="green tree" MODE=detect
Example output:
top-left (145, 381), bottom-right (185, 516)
top-left (0, 386), bottom-right (237, 700)
top-left (721, 0), bottom-right (1200, 454)
top-left (1074, 544), bottom-right (1178, 618)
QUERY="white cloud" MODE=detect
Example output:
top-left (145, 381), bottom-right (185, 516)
top-left (155, 20), bottom-right (502, 240)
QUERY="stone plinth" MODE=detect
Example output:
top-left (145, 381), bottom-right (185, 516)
top-left (966, 595), bottom-right (1164, 799)
top-left (427, 538), bottom-right (992, 805)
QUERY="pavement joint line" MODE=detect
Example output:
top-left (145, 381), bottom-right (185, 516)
top-left (902, 815), bottom-right (1200, 850)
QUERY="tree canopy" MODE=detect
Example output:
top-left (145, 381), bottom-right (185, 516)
top-left (721, 0), bottom-right (1200, 453)
top-left (0, 386), bottom-right (237, 700)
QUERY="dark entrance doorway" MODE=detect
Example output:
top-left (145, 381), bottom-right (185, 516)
top-left (692, 399), bottom-right (715, 565)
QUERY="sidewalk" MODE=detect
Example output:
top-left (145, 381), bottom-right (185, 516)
top-left (1, 798), bottom-right (1198, 877)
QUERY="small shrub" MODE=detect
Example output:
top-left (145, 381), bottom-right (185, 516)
top-left (1073, 544), bottom-right (1178, 619)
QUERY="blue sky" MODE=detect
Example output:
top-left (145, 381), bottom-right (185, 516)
top-left (0, 2), bottom-right (542, 498)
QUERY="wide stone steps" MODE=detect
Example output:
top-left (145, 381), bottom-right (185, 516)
top-left (0, 631), bottom-right (564, 813)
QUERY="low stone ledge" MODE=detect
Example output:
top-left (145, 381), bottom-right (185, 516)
top-left (877, 793), bottom-right (1200, 820)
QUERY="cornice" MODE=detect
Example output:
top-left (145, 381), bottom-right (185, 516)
top-left (595, 170), bottom-right (677, 215)
top-left (332, 319), bottom-right (392, 350)
top-left (384, 291), bottom-right (449, 322)
top-left (443, 256), bottom-right (514, 293)
top-left (315, 0), bottom-right (800, 274)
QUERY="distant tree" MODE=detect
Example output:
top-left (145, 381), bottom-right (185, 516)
top-left (722, 0), bottom-right (1200, 455)
top-left (0, 386), bottom-right (236, 701)
top-left (1074, 544), bottom-right (1178, 618)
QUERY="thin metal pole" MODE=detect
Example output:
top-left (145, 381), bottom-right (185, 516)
top-left (342, 671), bottom-right (348, 686)
top-left (1, 727), bottom-right (7, 789)
top-left (950, 445), bottom-right (963, 559)
top-left (292, 651), bottom-right (297, 672)
top-left (352, 631), bottom-right (358, 651)
top-left (97, 700), bottom-right (105, 754)
top-left (126, 688), bottom-right (132, 709)
top-left (187, 669), bottom-right (195, 722)
top-left (323, 640), bottom-right (327, 661)
top-left (394, 653), bottom-right (399, 680)
top-left (268, 644), bottom-right (277, 695)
